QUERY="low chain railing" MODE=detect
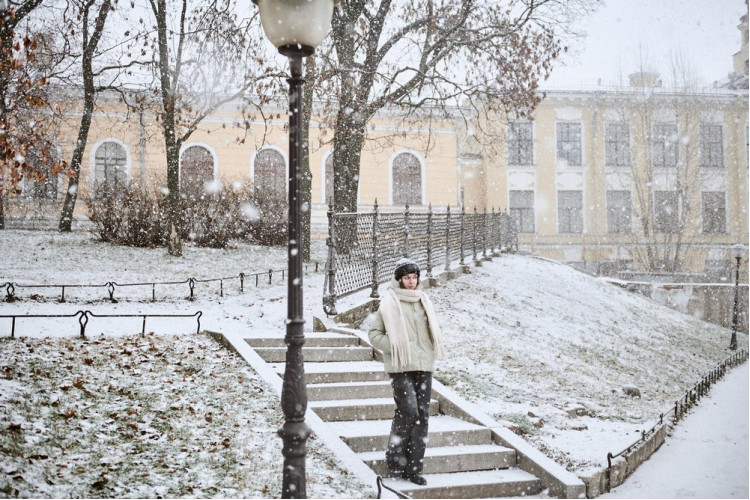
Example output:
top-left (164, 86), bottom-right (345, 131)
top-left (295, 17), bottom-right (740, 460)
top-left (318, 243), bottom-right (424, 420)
top-left (605, 348), bottom-right (748, 491)
top-left (323, 201), bottom-right (518, 315)
top-left (3, 262), bottom-right (320, 303)
top-left (375, 475), bottom-right (409, 499)
top-left (0, 310), bottom-right (203, 338)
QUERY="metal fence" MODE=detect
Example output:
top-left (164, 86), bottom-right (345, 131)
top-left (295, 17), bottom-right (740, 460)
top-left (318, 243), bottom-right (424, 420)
top-left (0, 310), bottom-right (203, 338)
top-left (3, 263), bottom-right (320, 303)
top-left (322, 202), bottom-right (518, 315)
top-left (604, 348), bottom-right (748, 491)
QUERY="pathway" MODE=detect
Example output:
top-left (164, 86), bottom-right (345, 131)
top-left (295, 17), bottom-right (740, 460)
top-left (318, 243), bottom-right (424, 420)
top-left (604, 362), bottom-right (749, 499)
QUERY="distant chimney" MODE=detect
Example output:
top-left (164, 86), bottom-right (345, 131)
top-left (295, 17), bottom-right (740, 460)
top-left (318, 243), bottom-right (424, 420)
top-left (628, 71), bottom-right (662, 88)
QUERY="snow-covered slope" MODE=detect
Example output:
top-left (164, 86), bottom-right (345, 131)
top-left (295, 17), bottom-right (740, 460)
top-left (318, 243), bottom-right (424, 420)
top-left (1, 229), bottom-right (746, 491)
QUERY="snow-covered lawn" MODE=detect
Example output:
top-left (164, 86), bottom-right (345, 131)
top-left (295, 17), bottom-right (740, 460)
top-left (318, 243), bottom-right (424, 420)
top-left (1, 229), bottom-right (747, 497)
top-left (0, 333), bottom-right (367, 498)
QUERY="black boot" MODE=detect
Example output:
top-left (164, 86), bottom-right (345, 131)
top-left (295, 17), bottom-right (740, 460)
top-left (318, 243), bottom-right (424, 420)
top-left (402, 472), bottom-right (427, 486)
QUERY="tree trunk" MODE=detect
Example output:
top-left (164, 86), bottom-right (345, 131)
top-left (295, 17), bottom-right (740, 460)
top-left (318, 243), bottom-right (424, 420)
top-left (154, 0), bottom-right (182, 257)
top-left (59, 0), bottom-right (111, 232)
top-left (332, 110), bottom-right (366, 249)
top-left (59, 97), bottom-right (95, 232)
top-left (301, 57), bottom-right (315, 262)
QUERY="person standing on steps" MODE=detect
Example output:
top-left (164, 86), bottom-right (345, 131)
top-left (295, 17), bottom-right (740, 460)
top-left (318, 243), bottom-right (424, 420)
top-left (368, 258), bottom-right (446, 486)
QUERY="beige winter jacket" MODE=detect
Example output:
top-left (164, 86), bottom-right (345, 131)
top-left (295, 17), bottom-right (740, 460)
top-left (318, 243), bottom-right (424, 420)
top-left (368, 282), bottom-right (437, 373)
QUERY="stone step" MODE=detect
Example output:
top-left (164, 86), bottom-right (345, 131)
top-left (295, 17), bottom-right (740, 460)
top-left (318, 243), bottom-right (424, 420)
top-left (254, 346), bottom-right (374, 363)
top-left (244, 334), bottom-right (360, 348)
top-left (361, 444), bottom-right (516, 476)
top-left (382, 468), bottom-right (544, 499)
top-left (337, 416), bottom-right (492, 452)
top-left (307, 380), bottom-right (393, 401)
top-left (271, 361), bottom-right (389, 384)
top-left (309, 397), bottom-right (439, 422)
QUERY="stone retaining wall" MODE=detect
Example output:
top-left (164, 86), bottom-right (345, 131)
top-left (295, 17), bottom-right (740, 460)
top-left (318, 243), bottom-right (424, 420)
top-left (579, 424), bottom-right (667, 498)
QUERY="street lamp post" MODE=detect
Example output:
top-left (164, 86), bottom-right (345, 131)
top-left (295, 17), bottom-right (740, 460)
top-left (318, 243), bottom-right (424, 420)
top-left (252, 1), bottom-right (334, 498)
top-left (729, 244), bottom-right (747, 351)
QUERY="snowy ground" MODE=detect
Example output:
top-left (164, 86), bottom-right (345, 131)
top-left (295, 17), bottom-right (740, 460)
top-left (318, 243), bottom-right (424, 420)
top-left (1, 229), bottom-right (748, 497)
top-left (603, 362), bottom-right (749, 499)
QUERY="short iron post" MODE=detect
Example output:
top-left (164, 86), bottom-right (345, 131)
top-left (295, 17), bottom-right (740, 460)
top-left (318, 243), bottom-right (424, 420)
top-left (370, 199), bottom-right (380, 298)
top-left (459, 205), bottom-right (466, 266)
top-left (323, 198), bottom-right (338, 315)
top-left (426, 203), bottom-right (433, 277)
top-left (472, 206), bottom-right (478, 265)
top-left (730, 253), bottom-right (742, 350)
top-left (444, 205), bottom-right (451, 271)
top-left (482, 207), bottom-right (487, 259)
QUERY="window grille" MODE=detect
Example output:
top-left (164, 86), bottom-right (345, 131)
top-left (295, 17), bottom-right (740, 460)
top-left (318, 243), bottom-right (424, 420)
top-left (556, 122), bottom-right (582, 166)
top-left (508, 122), bottom-right (533, 166)
top-left (558, 190), bottom-right (583, 233)
top-left (606, 190), bottom-right (632, 234)
top-left (392, 152), bottom-right (422, 205)
top-left (605, 123), bottom-right (630, 166)
top-left (509, 190), bottom-right (535, 233)
top-left (652, 124), bottom-right (678, 167)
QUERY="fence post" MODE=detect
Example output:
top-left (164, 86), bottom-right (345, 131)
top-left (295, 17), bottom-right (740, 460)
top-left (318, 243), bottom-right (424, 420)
top-left (403, 203), bottom-right (410, 258)
top-left (370, 199), bottom-right (380, 298)
top-left (444, 205), bottom-right (451, 271)
top-left (495, 209), bottom-right (502, 254)
top-left (427, 203), bottom-right (433, 277)
top-left (323, 199), bottom-right (338, 316)
top-left (482, 207), bottom-right (488, 259)
top-left (490, 207), bottom-right (497, 255)
top-left (472, 206), bottom-right (478, 265)
top-left (459, 205), bottom-right (466, 266)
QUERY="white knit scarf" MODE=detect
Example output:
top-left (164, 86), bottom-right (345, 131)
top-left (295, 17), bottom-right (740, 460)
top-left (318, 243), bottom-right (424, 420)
top-left (379, 279), bottom-right (446, 369)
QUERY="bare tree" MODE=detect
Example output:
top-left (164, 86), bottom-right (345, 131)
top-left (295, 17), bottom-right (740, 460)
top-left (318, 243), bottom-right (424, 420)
top-left (315, 0), bottom-right (595, 227)
top-left (610, 57), bottom-right (720, 273)
top-left (147, 0), bottom-right (273, 256)
top-left (57, 0), bottom-right (117, 231)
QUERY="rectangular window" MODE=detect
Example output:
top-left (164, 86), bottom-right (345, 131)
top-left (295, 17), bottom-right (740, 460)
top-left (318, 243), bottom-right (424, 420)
top-left (507, 122), bottom-right (534, 166)
top-left (556, 122), bottom-right (582, 166)
top-left (700, 124), bottom-right (723, 167)
top-left (702, 191), bottom-right (727, 234)
top-left (653, 191), bottom-right (679, 233)
top-left (605, 123), bottom-right (630, 166)
top-left (607, 190), bottom-right (631, 234)
top-left (558, 190), bottom-right (583, 233)
top-left (509, 190), bottom-right (535, 233)
top-left (652, 124), bottom-right (678, 167)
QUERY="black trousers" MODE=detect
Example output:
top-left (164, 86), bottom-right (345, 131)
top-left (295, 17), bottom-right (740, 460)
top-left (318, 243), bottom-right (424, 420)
top-left (386, 370), bottom-right (432, 475)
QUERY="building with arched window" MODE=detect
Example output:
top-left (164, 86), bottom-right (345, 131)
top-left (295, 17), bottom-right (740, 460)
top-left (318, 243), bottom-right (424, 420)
top-left (180, 144), bottom-right (216, 193)
top-left (3, 16), bottom-right (747, 277)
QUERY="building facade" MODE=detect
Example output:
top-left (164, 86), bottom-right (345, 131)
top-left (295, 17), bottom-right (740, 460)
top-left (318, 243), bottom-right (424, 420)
top-left (6, 14), bottom-right (748, 279)
top-left (460, 80), bottom-right (748, 277)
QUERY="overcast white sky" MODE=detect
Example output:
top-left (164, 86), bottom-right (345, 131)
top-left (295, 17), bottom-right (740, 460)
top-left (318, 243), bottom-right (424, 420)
top-left (543, 0), bottom-right (748, 88)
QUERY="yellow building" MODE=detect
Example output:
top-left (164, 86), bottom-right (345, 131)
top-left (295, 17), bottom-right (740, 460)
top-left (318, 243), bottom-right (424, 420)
top-left (461, 77), bottom-right (748, 276)
top-left (6, 14), bottom-right (748, 279)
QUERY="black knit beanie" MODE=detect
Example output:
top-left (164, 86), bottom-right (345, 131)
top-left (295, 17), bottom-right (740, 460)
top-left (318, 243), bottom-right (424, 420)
top-left (394, 259), bottom-right (420, 281)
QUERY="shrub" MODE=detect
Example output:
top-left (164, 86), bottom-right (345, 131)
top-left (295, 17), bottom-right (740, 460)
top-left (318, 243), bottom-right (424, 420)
top-left (85, 178), bottom-right (289, 249)
top-left (243, 193), bottom-right (288, 247)
top-left (85, 181), bottom-right (130, 243)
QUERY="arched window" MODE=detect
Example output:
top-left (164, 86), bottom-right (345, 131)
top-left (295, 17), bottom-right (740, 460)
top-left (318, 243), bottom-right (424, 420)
top-left (180, 145), bottom-right (215, 193)
top-left (324, 153), bottom-right (333, 204)
top-left (392, 152), bottom-right (422, 205)
top-left (254, 148), bottom-right (286, 200)
top-left (27, 139), bottom-right (61, 200)
top-left (94, 141), bottom-right (128, 187)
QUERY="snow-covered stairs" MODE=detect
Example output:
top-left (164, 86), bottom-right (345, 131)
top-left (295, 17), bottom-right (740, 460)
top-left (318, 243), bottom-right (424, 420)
top-left (245, 331), bottom-right (546, 498)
